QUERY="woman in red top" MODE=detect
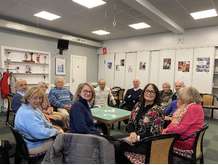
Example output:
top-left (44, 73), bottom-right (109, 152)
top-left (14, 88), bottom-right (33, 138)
top-left (163, 86), bottom-right (204, 159)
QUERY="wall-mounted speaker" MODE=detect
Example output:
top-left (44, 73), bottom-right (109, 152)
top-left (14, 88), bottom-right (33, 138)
top-left (57, 39), bottom-right (69, 55)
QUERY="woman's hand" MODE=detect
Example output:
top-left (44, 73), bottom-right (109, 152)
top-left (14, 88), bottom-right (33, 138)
top-left (47, 107), bottom-right (53, 115)
top-left (164, 116), bottom-right (172, 121)
top-left (128, 132), bottom-right (138, 143)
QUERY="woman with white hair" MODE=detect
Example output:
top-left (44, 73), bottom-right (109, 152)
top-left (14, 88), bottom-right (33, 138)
top-left (163, 86), bottom-right (204, 160)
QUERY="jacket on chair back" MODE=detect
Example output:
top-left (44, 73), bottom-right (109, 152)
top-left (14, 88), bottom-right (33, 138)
top-left (42, 133), bottom-right (115, 164)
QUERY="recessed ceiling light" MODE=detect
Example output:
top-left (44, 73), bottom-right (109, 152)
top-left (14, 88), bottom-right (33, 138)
top-left (92, 30), bottom-right (110, 35)
top-left (128, 22), bottom-right (151, 30)
top-left (72, 0), bottom-right (106, 9)
top-left (190, 9), bottom-right (217, 20)
top-left (34, 11), bottom-right (61, 21)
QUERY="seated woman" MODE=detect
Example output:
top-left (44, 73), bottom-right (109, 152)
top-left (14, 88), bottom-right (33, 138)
top-left (116, 83), bottom-right (164, 163)
top-left (38, 82), bottom-right (68, 129)
top-left (162, 86), bottom-right (204, 160)
top-left (15, 87), bottom-right (63, 156)
top-left (70, 82), bottom-right (100, 134)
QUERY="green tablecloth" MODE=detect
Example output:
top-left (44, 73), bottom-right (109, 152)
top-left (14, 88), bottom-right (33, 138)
top-left (91, 106), bottom-right (131, 121)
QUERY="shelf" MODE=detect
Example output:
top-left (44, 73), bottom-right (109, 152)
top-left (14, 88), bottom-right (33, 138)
top-left (4, 61), bottom-right (48, 66)
top-left (13, 73), bottom-right (49, 75)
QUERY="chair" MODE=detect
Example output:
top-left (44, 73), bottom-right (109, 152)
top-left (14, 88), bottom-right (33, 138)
top-left (42, 133), bottom-right (115, 164)
top-left (124, 133), bottom-right (178, 164)
top-left (201, 94), bottom-right (218, 119)
top-left (5, 94), bottom-right (15, 126)
top-left (172, 123), bottom-right (209, 164)
top-left (8, 125), bottom-right (55, 163)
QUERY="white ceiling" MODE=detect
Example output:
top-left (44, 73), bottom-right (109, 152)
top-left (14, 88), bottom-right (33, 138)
top-left (0, 0), bottom-right (218, 41)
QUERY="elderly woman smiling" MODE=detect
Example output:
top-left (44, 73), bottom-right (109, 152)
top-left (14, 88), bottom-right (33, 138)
top-left (15, 87), bottom-right (63, 156)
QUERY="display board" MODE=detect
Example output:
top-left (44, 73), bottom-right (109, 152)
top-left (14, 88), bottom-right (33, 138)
top-left (136, 50), bottom-right (150, 88)
top-left (114, 52), bottom-right (125, 88)
top-left (158, 49), bottom-right (176, 89)
top-left (192, 47), bottom-right (215, 93)
top-left (124, 52), bottom-right (137, 89)
top-left (149, 50), bottom-right (160, 85)
top-left (175, 49), bottom-right (194, 87)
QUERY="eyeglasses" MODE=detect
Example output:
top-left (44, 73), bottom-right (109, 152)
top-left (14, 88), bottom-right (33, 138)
top-left (82, 90), bottom-right (92, 94)
top-left (144, 89), bottom-right (156, 95)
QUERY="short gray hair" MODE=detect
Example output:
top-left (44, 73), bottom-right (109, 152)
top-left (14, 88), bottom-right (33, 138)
top-left (178, 86), bottom-right (202, 104)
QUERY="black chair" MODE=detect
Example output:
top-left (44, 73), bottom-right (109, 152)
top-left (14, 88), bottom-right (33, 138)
top-left (172, 123), bottom-right (209, 164)
top-left (8, 125), bottom-right (55, 163)
top-left (124, 133), bottom-right (178, 164)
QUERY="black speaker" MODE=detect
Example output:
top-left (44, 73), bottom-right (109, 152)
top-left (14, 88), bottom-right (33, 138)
top-left (57, 39), bottom-right (69, 54)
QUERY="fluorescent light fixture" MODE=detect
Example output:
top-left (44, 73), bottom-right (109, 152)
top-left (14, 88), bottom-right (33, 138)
top-left (128, 22), bottom-right (151, 30)
top-left (92, 30), bottom-right (110, 35)
top-left (72, 0), bottom-right (106, 9)
top-left (6, 23), bottom-right (26, 30)
top-left (34, 11), bottom-right (61, 21)
top-left (190, 9), bottom-right (217, 20)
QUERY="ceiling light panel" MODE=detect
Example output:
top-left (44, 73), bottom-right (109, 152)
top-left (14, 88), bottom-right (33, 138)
top-left (190, 9), bottom-right (217, 20)
top-left (92, 30), bottom-right (110, 35)
top-left (128, 22), bottom-right (151, 30)
top-left (34, 11), bottom-right (61, 21)
top-left (72, 0), bottom-right (106, 9)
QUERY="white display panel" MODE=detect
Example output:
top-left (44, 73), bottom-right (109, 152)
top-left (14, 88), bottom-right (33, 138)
top-left (158, 49), bottom-right (176, 89)
top-left (124, 52), bottom-right (137, 90)
top-left (175, 49), bottom-right (194, 87)
top-left (104, 53), bottom-right (115, 88)
top-left (114, 52), bottom-right (125, 88)
top-left (98, 55), bottom-right (106, 80)
top-left (136, 50), bottom-right (150, 88)
top-left (192, 47), bottom-right (215, 94)
top-left (149, 50), bottom-right (160, 85)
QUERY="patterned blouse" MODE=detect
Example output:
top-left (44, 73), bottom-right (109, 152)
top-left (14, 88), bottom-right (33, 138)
top-left (126, 103), bottom-right (165, 139)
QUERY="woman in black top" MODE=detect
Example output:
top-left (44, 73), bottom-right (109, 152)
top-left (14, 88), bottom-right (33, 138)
top-left (116, 83), bottom-right (164, 163)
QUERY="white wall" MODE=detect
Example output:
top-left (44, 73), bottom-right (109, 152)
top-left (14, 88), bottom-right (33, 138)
top-left (103, 26), bottom-right (218, 53)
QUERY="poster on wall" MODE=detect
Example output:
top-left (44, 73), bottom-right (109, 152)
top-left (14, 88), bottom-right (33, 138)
top-left (107, 61), bottom-right (112, 69)
top-left (120, 59), bottom-right (125, 66)
top-left (115, 65), bottom-right (120, 71)
top-left (178, 61), bottom-right (190, 72)
top-left (128, 65), bottom-right (133, 72)
top-left (196, 57), bottom-right (210, 72)
top-left (139, 62), bottom-right (146, 70)
top-left (163, 58), bottom-right (171, 70)
top-left (55, 58), bottom-right (66, 75)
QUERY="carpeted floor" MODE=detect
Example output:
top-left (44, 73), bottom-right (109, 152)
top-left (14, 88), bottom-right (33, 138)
top-left (0, 111), bottom-right (218, 164)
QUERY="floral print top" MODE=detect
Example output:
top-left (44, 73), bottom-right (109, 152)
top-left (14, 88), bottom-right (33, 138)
top-left (126, 103), bottom-right (165, 139)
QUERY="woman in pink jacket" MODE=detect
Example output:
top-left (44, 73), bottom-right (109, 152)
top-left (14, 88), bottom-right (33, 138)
top-left (163, 86), bottom-right (204, 159)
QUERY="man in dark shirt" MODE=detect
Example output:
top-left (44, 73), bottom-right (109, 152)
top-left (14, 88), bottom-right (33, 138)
top-left (122, 79), bottom-right (142, 111)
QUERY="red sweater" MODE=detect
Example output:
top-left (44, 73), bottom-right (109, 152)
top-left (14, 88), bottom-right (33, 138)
top-left (164, 103), bottom-right (204, 150)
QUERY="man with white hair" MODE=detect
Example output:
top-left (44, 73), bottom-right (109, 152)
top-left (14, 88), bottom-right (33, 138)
top-left (11, 79), bottom-right (28, 113)
top-left (160, 82), bottom-right (173, 107)
top-left (94, 79), bottom-right (116, 107)
top-left (48, 77), bottom-right (73, 118)
top-left (172, 80), bottom-right (185, 101)
top-left (122, 79), bottom-right (142, 111)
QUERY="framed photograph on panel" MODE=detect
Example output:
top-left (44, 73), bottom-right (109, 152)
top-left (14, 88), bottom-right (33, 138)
top-left (55, 57), bottom-right (66, 75)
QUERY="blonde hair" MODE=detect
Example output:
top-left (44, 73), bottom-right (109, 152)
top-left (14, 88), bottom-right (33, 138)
top-left (178, 86), bottom-right (202, 104)
top-left (74, 82), bottom-right (95, 102)
top-left (24, 87), bottom-right (44, 104)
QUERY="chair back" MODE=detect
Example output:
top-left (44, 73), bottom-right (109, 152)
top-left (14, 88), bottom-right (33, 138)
top-left (202, 94), bottom-right (214, 106)
top-left (193, 123), bottom-right (208, 161)
top-left (145, 134), bottom-right (178, 164)
top-left (8, 125), bottom-right (29, 163)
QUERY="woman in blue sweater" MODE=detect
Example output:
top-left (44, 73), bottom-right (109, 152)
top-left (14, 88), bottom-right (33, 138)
top-left (15, 87), bottom-right (63, 156)
top-left (70, 83), bottom-right (99, 134)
